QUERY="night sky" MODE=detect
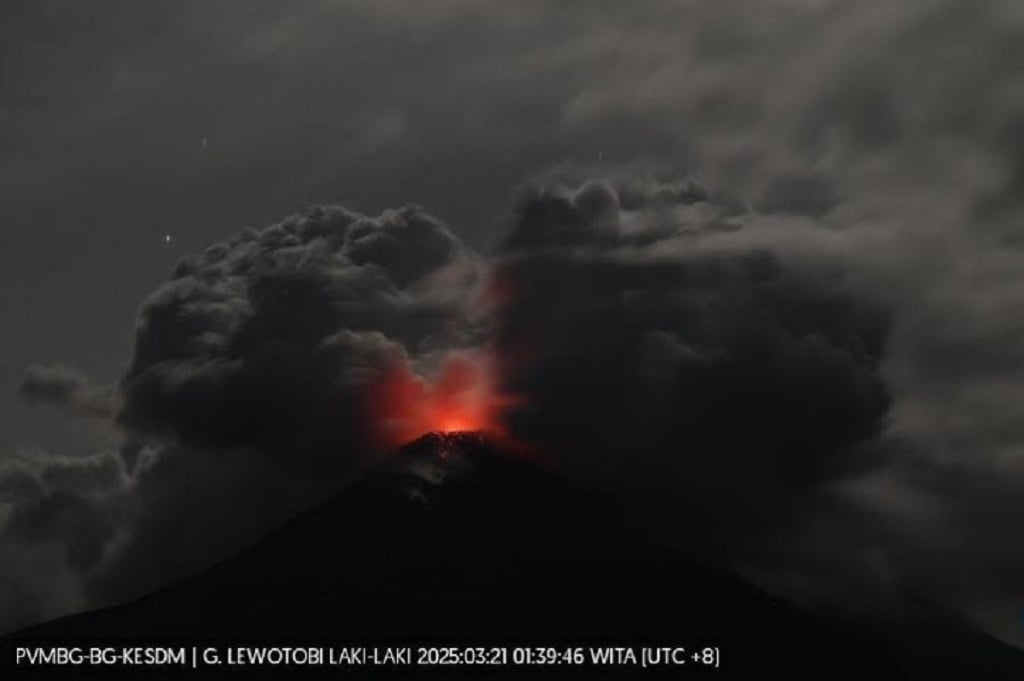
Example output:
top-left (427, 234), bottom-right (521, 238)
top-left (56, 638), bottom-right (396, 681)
top-left (4, 0), bottom-right (1024, 649)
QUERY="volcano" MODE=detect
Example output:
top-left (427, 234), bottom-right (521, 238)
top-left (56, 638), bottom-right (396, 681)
top-left (6, 432), bottom-right (1024, 679)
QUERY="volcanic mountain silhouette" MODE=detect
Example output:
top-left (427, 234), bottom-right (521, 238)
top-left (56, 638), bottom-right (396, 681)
top-left (6, 432), bottom-right (1024, 679)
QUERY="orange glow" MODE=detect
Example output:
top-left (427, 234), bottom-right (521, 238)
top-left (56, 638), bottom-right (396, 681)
top-left (366, 352), bottom-right (512, 450)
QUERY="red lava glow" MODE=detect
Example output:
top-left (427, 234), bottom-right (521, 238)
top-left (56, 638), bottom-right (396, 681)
top-left (367, 353), bottom-right (512, 450)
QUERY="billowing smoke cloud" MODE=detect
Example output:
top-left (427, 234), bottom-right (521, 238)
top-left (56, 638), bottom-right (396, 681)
top-left (492, 179), bottom-right (892, 556)
top-left (97, 203), bottom-right (487, 598)
top-left (119, 203), bottom-right (478, 469)
top-left (4, 203), bottom-right (482, 631)
top-left (6, 176), bottom-right (1023, 644)
top-left (489, 163), bottom-right (1024, 642)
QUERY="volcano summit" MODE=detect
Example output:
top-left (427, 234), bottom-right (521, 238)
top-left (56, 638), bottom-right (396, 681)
top-left (6, 432), bottom-right (1024, 679)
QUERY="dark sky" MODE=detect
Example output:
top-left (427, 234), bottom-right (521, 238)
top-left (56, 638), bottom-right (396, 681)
top-left (4, 0), bottom-right (1024, 646)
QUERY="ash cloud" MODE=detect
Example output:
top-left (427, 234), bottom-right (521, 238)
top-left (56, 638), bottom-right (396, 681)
top-left (95, 202), bottom-right (482, 600)
top-left (3, 203), bottom-right (481, 632)
top-left (490, 159), bottom-right (1024, 646)
top-left (492, 179), bottom-right (892, 553)
top-left (119, 204), bottom-right (476, 471)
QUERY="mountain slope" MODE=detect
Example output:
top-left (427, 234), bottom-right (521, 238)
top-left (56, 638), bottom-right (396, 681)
top-left (6, 432), bottom-right (1024, 679)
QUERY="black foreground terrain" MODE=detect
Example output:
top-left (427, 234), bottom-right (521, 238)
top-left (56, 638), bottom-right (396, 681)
top-left (5, 432), bottom-right (1024, 680)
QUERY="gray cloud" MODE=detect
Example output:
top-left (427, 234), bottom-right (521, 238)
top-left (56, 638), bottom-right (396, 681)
top-left (489, 155), bottom-right (1024, 647)
top-left (5, 202), bottom-right (482, 634)
top-left (91, 204), bottom-right (481, 609)
top-left (493, 178), bottom-right (892, 553)
top-left (19, 365), bottom-right (116, 420)
top-left (118, 203), bottom-right (476, 470)
top-left (0, 447), bottom-right (128, 632)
